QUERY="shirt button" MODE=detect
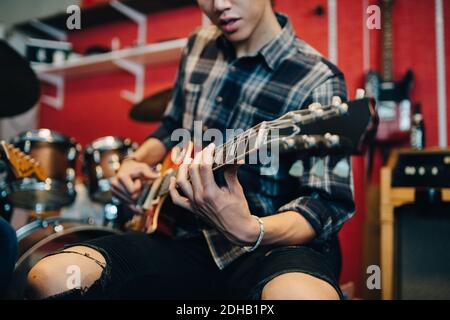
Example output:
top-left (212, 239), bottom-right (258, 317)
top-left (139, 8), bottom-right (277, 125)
top-left (230, 66), bottom-right (237, 72)
top-left (216, 96), bottom-right (223, 104)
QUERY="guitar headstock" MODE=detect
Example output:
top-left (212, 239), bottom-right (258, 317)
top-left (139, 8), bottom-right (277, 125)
top-left (262, 98), bottom-right (378, 156)
top-left (0, 141), bottom-right (48, 181)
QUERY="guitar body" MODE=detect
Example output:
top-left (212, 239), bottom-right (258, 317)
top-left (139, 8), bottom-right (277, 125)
top-left (365, 69), bottom-right (414, 143)
top-left (125, 152), bottom-right (178, 236)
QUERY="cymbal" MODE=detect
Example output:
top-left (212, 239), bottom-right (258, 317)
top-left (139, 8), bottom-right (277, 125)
top-left (0, 40), bottom-right (40, 118)
top-left (129, 87), bottom-right (173, 122)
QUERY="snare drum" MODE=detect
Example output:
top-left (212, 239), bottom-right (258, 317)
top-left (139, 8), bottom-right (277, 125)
top-left (83, 136), bottom-right (137, 204)
top-left (8, 129), bottom-right (80, 212)
top-left (6, 216), bottom-right (121, 299)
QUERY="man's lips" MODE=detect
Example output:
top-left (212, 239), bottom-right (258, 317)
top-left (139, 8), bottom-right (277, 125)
top-left (219, 18), bottom-right (241, 33)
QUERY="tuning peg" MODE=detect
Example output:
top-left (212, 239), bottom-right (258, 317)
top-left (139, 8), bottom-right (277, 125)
top-left (304, 135), bottom-right (317, 148)
top-left (337, 103), bottom-right (349, 114)
top-left (355, 88), bottom-right (366, 99)
top-left (332, 96), bottom-right (342, 106)
top-left (324, 133), bottom-right (340, 147)
top-left (308, 102), bottom-right (322, 111)
top-left (288, 111), bottom-right (303, 123)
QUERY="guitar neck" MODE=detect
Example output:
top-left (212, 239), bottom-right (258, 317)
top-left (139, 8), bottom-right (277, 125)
top-left (137, 98), bottom-right (375, 208)
top-left (151, 125), bottom-right (262, 201)
top-left (382, 0), bottom-right (394, 82)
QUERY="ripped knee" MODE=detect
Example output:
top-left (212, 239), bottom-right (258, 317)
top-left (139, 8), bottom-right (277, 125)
top-left (27, 246), bottom-right (107, 299)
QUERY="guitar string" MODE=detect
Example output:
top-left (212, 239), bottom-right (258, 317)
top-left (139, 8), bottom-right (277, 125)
top-left (139, 104), bottom-right (345, 201)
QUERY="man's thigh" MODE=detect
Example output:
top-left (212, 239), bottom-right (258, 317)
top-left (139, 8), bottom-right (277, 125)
top-left (93, 232), bottom-right (222, 299)
top-left (38, 232), bottom-right (221, 299)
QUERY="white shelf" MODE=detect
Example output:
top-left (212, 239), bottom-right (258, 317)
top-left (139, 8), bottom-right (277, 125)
top-left (33, 38), bottom-right (187, 79)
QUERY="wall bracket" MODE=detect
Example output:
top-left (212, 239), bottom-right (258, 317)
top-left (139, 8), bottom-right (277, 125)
top-left (39, 73), bottom-right (64, 109)
top-left (113, 58), bottom-right (145, 104)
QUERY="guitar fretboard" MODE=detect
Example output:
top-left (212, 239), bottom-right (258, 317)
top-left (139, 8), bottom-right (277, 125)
top-left (382, 0), bottom-right (393, 81)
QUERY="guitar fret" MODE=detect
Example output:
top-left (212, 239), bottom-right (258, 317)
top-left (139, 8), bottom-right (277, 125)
top-left (235, 132), bottom-right (248, 163)
top-left (214, 145), bottom-right (224, 166)
top-left (225, 137), bottom-right (236, 164)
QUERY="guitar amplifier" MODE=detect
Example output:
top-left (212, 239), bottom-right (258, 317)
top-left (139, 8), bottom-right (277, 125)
top-left (391, 149), bottom-right (450, 188)
top-left (385, 148), bottom-right (450, 299)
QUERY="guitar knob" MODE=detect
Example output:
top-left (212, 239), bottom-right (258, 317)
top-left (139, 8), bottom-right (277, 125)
top-left (418, 167), bottom-right (426, 176)
top-left (404, 166), bottom-right (416, 175)
top-left (432, 167), bottom-right (439, 176)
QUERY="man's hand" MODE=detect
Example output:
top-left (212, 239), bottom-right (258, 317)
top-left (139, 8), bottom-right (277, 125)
top-left (169, 143), bottom-right (259, 246)
top-left (111, 159), bottom-right (160, 212)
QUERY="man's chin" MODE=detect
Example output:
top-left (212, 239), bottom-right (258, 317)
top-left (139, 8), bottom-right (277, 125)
top-left (222, 30), bottom-right (250, 44)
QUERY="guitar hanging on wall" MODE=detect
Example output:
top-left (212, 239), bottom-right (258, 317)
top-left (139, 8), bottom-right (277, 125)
top-left (365, 0), bottom-right (414, 143)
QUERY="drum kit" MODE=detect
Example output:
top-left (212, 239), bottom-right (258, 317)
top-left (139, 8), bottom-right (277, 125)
top-left (1, 131), bottom-right (137, 298)
top-left (0, 40), bottom-right (172, 298)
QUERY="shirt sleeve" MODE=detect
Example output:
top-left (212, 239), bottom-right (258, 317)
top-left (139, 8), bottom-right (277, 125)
top-left (277, 73), bottom-right (356, 243)
top-left (147, 35), bottom-right (195, 150)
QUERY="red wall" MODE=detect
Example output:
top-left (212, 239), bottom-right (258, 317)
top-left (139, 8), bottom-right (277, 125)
top-left (38, 0), bottom-right (450, 297)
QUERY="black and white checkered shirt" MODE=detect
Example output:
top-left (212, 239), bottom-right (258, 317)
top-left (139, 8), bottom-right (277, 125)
top-left (150, 14), bottom-right (355, 269)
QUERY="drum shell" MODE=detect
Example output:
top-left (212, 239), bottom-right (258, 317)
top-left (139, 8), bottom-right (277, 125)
top-left (83, 137), bottom-right (136, 204)
top-left (6, 129), bottom-right (80, 211)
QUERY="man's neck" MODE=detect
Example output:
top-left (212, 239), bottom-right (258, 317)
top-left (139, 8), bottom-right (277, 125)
top-left (234, 8), bottom-right (282, 58)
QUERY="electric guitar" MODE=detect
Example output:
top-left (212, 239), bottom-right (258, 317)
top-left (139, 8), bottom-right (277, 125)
top-left (365, 0), bottom-right (414, 143)
top-left (0, 141), bottom-right (47, 181)
top-left (125, 98), bottom-right (378, 235)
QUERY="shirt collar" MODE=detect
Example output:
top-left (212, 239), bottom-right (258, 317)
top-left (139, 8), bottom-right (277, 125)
top-left (216, 13), bottom-right (296, 71)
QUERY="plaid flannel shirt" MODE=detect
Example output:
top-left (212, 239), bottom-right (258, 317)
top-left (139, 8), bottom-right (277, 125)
top-left (150, 14), bottom-right (355, 269)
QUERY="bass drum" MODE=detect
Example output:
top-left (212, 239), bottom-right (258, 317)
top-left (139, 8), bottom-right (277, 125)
top-left (6, 217), bottom-right (121, 299)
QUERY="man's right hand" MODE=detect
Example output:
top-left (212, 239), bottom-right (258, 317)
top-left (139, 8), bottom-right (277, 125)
top-left (111, 159), bottom-right (160, 207)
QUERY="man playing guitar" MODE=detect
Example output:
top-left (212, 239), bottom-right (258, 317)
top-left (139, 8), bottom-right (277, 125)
top-left (27, 0), bottom-right (355, 300)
